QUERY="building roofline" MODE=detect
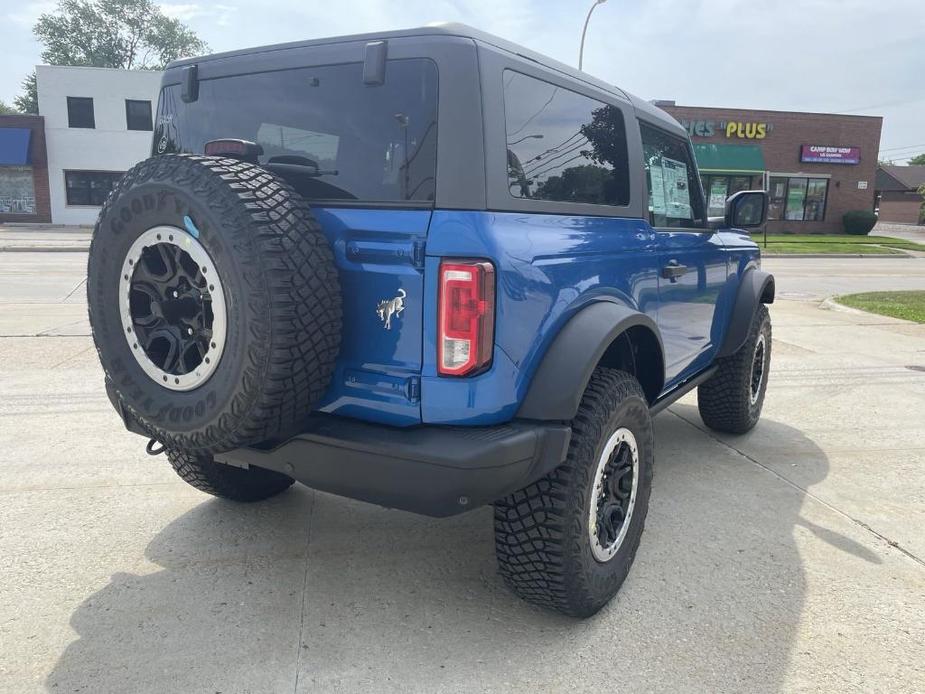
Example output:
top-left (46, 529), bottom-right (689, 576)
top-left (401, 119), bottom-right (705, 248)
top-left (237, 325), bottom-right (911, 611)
top-left (661, 103), bottom-right (882, 121)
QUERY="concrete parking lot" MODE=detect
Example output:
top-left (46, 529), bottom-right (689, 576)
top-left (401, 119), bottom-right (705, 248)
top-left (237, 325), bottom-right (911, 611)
top-left (1, 248), bottom-right (924, 693)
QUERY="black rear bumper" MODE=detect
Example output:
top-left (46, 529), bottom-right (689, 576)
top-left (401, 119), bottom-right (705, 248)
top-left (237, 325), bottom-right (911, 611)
top-left (215, 416), bottom-right (571, 517)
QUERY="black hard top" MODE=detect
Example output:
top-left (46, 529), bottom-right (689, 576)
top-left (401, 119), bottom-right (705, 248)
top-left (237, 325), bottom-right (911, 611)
top-left (166, 22), bottom-right (683, 136)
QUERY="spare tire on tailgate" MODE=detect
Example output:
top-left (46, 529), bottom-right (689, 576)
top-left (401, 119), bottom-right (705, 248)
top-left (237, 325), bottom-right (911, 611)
top-left (88, 154), bottom-right (342, 453)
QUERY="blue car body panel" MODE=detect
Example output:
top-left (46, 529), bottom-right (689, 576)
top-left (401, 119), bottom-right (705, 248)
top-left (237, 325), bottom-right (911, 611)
top-left (312, 207), bottom-right (429, 426)
top-left (309, 207), bottom-right (759, 427)
top-left (422, 210), bottom-right (663, 424)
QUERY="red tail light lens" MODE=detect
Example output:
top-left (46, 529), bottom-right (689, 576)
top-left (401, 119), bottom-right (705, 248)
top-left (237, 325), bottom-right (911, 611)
top-left (438, 260), bottom-right (495, 376)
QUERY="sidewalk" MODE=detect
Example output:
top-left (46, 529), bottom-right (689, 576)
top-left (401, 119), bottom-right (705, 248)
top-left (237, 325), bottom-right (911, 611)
top-left (0, 225), bottom-right (91, 252)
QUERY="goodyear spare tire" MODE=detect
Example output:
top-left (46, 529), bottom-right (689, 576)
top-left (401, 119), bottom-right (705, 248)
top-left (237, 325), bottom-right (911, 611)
top-left (88, 154), bottom-right (342, 453)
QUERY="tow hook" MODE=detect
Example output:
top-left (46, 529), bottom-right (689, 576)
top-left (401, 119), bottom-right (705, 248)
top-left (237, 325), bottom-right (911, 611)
top-left (145, 438), bottom-right (166, 456)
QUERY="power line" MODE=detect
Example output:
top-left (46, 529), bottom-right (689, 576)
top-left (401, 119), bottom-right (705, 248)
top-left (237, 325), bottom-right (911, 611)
top-left (839, 95), bottom-right (925, 113)
top-left (878, 142), bottom-right (925, 153)
top-left (508, 87), bottom-right (561, 138)
top-left (523, 138), bottom-right (589, 175)
top-left (528, 153), bottom-right (587, 181)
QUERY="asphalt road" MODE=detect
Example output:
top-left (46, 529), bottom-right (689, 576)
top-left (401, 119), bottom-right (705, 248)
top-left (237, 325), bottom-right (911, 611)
top-left (1, 251), bottom-right (924, 693)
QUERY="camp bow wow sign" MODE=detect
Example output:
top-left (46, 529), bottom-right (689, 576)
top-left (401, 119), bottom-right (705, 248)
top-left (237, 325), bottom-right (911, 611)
top-left (800, 145), bottom-right (861, 165)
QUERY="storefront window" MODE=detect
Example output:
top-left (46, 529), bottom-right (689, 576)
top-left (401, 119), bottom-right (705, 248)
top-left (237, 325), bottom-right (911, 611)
top-left (700, 174), bottom-right (761, 217)
top-left (785, 178), bottom-right (807, 220)
top-left (768, 177), bottom-right (787, 220)
top-left (64, 171), bottom-right (124, 206)
top-left (768, 176), bottom-right (829, 222)
top-left (0, 166), bottom-right (36, 215)
top-left (805, 178), bottom-right (828, 221)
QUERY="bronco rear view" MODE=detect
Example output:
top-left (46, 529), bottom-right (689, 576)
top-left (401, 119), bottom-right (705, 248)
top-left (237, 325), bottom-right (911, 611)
top-left (87, 24), bottom-right (775, 618)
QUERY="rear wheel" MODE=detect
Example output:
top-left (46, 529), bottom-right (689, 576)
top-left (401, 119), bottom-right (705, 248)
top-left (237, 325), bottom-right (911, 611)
top-left (698, 304), bottom-right (772, 434)
top-left (494, 368), bottom-right (654, 618)
top-left (167, 450), bottom-right (294, 502)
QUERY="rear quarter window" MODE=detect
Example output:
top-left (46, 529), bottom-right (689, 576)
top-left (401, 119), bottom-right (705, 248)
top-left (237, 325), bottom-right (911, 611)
top-left (502, 70), bottom-right (629, 207)
top-left (154, 59), bottom-right (438, 204)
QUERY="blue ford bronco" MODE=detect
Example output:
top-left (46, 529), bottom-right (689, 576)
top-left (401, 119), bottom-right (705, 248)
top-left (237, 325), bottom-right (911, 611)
top-left (87, 24), bottom-right (774, 617)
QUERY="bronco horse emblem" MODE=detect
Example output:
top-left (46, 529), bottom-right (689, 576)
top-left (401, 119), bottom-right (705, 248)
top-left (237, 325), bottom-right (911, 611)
top-left (376, 289), bottom-right (406, 330)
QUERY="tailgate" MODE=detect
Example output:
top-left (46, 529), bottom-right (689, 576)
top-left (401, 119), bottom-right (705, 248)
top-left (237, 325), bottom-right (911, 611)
top-left (312, 207), bottom-right (430, 426)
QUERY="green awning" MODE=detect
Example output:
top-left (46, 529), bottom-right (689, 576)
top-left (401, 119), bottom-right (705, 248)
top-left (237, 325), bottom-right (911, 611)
top-left (693, 143), bottom-right (765, 174)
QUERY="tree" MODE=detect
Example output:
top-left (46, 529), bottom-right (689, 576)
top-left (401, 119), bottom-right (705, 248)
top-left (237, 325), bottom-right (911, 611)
top-left (535, 165), bottom-right (612, 203)
top-left (15, 0), bottom-right (207, 112)
top-left (908, 153), bottom-right (925, 166)
top-left (13, 74), bottom-right (38, 115)
top-left (34, 0), bottom-right (207, 70)
top-left (0, 100), bottom-right (19, 115)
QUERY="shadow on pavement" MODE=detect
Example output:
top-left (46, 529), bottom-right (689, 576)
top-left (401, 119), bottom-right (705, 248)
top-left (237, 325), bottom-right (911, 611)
top-left (47, 410), bottom-right (862, 692)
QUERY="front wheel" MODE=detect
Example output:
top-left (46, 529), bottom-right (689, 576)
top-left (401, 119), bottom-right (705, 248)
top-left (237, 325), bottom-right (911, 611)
top-left (494, 368), bottom-right (654, 618)
top-left (698, 304), bottom-right (772, 434)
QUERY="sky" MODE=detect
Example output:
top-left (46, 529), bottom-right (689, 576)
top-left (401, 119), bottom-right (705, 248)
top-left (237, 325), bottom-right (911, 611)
top-left (2, 0), bottom-right (924, 163)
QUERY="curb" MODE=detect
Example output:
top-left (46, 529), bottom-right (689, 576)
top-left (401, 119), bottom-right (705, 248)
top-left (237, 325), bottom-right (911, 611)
top-left (762, 252), bottom-right (911, 259)
top-left (0, 246), bottom-right (90, 253)
top-left (820, 297), bottom-right (917, 324)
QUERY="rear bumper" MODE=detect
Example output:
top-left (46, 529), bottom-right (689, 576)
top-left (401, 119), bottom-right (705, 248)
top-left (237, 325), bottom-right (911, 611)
top-left (215, 415), bottom-right (571, 517)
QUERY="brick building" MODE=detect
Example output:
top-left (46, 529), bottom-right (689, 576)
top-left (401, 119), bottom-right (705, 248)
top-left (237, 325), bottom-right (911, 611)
top-left (876, 165), bottom-right (925, 225)
top-left (655, 103), bottom-right (882, 234)
top-left (0, 115), bottom-right (51, 223)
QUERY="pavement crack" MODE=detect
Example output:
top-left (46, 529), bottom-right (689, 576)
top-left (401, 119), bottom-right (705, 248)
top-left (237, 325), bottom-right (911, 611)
top-left (667, 408), bottom-right (925, 569)
top-left (62, 277), bottom-right (87, 303)
top-left (292, 490), bottom-right (316, 694)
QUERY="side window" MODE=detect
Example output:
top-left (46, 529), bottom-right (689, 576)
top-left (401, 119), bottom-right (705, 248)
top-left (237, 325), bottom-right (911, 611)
top-left (67, 97), bottom-right (95, 129)
top-left (503, 70), bottom-right (629, 207)
top-left (640, 123), bottom-right (704, 228)
top-left (125, 100), bottom-right (153, 131)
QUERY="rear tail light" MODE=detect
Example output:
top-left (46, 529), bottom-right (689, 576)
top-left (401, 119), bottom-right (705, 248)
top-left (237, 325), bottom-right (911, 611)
top-left (438, 260), bottom-right (495, 376)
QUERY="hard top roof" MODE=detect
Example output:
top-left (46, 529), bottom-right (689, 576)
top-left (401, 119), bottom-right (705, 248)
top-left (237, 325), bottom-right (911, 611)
top-left (166, 22), bottom-right (684, 136)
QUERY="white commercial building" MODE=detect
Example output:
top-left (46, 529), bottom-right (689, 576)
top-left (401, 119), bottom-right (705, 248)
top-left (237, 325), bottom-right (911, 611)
top-left (36, 65), bottom-right (162, 225)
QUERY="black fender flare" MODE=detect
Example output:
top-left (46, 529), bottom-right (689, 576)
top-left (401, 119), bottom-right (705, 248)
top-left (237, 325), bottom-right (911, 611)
top-left (517, 301), bottom-right (664, 421)
top-left (717, 268), bottom-right (775, 358)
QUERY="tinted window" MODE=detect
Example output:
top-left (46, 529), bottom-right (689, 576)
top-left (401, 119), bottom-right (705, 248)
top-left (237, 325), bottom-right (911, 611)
top-left (67, 97), bottom-right (95, 129)
top-left (64, 171), bottom-right (123, 206)
top-left (503, 71), bottom-right (629, 207)
top-left (640, 124), bottom-right (704, 227)
top-left (125, 99), bottom-right (153, 131)
top-left (154, 59), bottom-right (438, 204)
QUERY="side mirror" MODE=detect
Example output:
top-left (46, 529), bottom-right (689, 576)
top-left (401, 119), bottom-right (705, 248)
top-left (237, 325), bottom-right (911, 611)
top-left (725, 190), bottom-right (768, 229)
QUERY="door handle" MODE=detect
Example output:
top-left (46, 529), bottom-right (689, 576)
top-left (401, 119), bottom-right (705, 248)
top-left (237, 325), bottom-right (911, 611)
top-left (661, 260), bottom-right (688, 281)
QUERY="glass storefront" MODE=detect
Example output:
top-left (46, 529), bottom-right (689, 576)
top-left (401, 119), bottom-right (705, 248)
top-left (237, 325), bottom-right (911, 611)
top-left (0, 166), bottom-right (36, 215)
top-left (768, 176), bottom-right (829, 222)
top-left (701, 174), bottom-right (762, 216)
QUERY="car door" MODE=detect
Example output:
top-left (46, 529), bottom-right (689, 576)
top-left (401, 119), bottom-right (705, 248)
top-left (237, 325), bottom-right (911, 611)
top-left (639, 122), bottom-right (728, 385)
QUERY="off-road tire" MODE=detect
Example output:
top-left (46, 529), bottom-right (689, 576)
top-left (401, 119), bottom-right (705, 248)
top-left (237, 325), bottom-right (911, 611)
top-left (698, 304), bottom-right (771, 434)
top-left (87, 154), bottom-right (341, 453)
top-left (167, 449), bottom-right (294, 502)
top-left (494, 368), bottom-right (654, 618)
